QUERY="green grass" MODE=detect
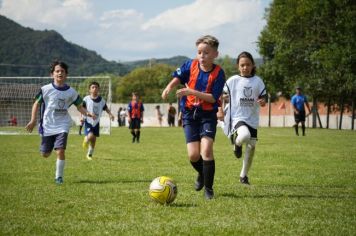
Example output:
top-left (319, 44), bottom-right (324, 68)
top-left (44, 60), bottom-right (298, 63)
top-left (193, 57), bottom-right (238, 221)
top-left (1, 127), bottom-right (355, 235)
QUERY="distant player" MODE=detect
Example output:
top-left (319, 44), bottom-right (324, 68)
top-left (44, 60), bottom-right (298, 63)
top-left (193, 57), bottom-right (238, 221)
top-left (117, 107), bottom-right (123, 127)
top-left (155, 105), bottom-right (163, 126)
top-left (222, 51), bottom-right (267, 185)
top-left (291, 87), bottom-right (311, 136)
top-left (167, 103), bottom-right (177, 127)
top-left (25, 60), bottom-right (96, 184)
top-left (162, 35), bottom-right (225, 199)
top-left (127, 92), bottom-right (144, 143)
top-left (8, 115), bottom-right (17, 126)
top-left (82, 81), bottom-right (115, 160)
top-left (120, 108), bottom-right (127, 127)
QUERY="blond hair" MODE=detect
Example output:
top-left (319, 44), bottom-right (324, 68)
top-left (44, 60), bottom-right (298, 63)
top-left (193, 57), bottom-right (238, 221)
top-left (195, 35), bottom-right (219, 49)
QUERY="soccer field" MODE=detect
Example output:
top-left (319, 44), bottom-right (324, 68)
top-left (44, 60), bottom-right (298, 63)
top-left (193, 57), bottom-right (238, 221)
top-left (0, 127), bottom-right (355, 235)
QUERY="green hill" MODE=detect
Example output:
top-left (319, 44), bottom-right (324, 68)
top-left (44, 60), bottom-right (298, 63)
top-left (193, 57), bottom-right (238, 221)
top-left (0, 15), bottom-right (190, 76)
top-left (3, 15), bottom-right (266, 77)
top-left (0, 15), bottom-right (130, 76)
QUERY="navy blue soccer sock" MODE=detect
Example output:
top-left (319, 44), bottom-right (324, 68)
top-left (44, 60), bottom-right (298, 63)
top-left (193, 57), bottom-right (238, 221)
top-left (294, 124), bottom-right (299, 136)
top-left (190, 155), bottom-right (203, 175)
top-left (203, 160), bottom-right (215, 190)
top-left (135, 131), bottom-right (140, 142)
top-left (131, 131), bottom-right (136, 142)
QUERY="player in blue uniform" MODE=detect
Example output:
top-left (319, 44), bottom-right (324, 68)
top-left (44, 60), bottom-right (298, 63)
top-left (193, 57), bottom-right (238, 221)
top-left (162, 35), bottom-right (225, 199)
top-left (291, 87), bottom-right (311, 136)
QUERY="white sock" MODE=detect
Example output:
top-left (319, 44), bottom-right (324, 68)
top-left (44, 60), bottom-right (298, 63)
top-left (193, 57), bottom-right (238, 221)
top-left (88, 146), bottom-right (94, 156)
top-left (55, 159), bottom-right (65, 179)
top-left (240, 140), bottom-right (256, 177)
top-left (240, 152), bottom-right (249, 177)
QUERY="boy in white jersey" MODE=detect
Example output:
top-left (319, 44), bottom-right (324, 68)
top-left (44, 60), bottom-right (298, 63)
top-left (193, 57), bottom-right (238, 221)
top-left (82, 81), bottom-right (115, 160)
top-left (222, 52), bottom-right (267, 185)
top-left (25, 61), bottom-right (96, 184)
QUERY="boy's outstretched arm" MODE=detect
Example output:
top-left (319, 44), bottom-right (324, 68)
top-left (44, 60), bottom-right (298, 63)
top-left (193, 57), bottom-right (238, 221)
top-left (77, 105), bottom-right (97, 120)
top-left (162, 78), bottom-right (180, 100)
top-left (176, 83), bottom-right (216, 103)
top-left (305, 101), bottom-right (312, 115)
top-left (25, 101), bottom-right (40, 133)
top-left (257, 96), bottom-right (267, 107)
top-left (105, 107), bottom-right (115, 121)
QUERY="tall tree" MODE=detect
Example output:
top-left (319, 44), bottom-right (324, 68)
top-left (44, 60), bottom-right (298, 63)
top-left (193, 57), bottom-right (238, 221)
top-left (258, 0), bottom-right (356, 127)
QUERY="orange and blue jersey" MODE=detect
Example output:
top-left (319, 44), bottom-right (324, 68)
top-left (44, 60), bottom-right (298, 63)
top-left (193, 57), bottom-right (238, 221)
top-left (128, 101), bottom-right (144, 119)
top-left (172, 59), bottom-right (225, 112)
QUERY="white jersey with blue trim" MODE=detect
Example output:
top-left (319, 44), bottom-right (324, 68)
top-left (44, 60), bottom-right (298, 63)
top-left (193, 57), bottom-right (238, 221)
top-left (223, 75), bottom-right (266, 135)
top-left (83, 95), bottom-right (107, 127)
top-left (38, 83), bottom-right (81, 136)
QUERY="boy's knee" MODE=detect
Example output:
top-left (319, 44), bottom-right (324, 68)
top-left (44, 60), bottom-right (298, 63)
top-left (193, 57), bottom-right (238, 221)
top-left (41, 152), bottom-right (51, 158)
top-left (236, 133), bottom-right (251, 145)
top-left (236, 125), bottom-right (251, 144)
top-left (187, 147), bottom-right (201, 161)
top-left (188, 153), bottom-right (201, 162)
top-left (55, 149), bottom-right (65, 160)
top-left (241, 134), bottom-right (251, 143)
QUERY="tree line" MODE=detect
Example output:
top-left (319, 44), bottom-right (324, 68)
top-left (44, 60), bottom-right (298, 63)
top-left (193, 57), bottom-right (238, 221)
top-left (258, 0), bottom-right (355, 129)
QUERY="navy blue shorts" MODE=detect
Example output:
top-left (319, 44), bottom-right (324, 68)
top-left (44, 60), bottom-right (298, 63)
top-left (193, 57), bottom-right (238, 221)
top-left (129, 118), bottom-right (141, 130)
top-left (182, 108), bottom-right (217, 143)
top-left (40, 132), bottom-right (68, 153)
top-left (84, 120), bottom-right (100, 137)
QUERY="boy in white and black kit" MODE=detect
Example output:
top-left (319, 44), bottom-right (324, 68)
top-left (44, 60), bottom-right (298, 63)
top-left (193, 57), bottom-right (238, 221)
top-left (26, 61), bottom-right (96, 184)
top-left (223, 52), bottom-right (267, 185)
top-left (82, 81), bottom-right (115, 160)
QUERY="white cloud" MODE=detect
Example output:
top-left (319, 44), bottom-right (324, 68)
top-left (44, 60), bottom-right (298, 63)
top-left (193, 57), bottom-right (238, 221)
top-left (142, 0), bottom-right (260, 32)
top-left (0, 0), bottom-right (93, 28)
top-left (99, 9), bottom-right (143, 30)
top-left (140, 0), bottom-right (265, 58)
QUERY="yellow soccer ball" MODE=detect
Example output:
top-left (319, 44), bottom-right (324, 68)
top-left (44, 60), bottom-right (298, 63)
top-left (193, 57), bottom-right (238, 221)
top-left (149, 176), bottom-right (178, 205)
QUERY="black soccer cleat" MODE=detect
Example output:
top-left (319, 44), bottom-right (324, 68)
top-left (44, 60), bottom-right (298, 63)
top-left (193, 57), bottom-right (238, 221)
top-left (194, 174), bottom-right (204, 191)
top-left (204, 187), bottom-right (214, 200)
top-left (55, 177), bottom-right (63, 185)
top-left (239, 176), bottom-right (250, 185)
top-left (234, 144), bottom-right (242, 158)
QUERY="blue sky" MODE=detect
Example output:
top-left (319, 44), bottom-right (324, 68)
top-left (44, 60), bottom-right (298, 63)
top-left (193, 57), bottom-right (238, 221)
top-left (0, 0), bottom-right (272, 61)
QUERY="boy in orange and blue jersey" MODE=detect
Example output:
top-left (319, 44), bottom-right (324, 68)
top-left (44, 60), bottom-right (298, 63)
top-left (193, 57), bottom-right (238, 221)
top-left (162, 35), bottom-right (225, 199)
top-left (127, 92), bottom-right (144, 143)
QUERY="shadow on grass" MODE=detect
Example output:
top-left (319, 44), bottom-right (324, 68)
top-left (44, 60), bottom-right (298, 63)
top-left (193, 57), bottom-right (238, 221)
top-left (221, 192), bottom-right (356, 199)
top-left (74, 179), bottom-right (151, 184)
top-left (221, 183), bottom-right (356, 199)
